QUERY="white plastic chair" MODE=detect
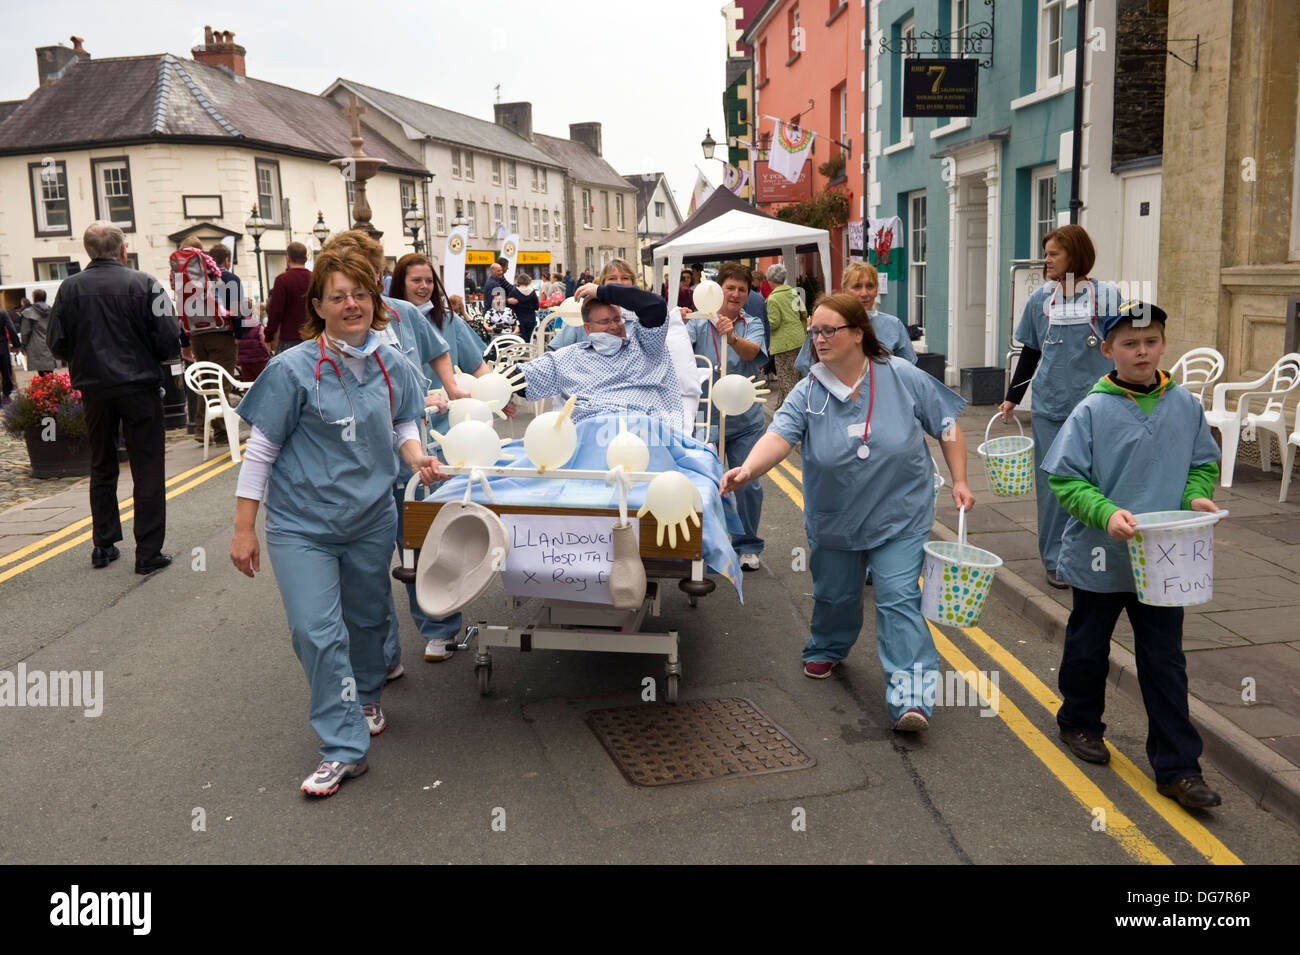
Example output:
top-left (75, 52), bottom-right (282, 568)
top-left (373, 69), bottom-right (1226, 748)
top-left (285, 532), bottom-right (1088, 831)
top-left (1204, 352), bottom-right (1300, 487)
top-left (483, 334), bottom-right (528, 364)
top-left (1279, 421), bottom-right (1300, 502)
top-left (183, 361), bottom-right (251, 463)
top-left (1170, 346), bottom-right (1225, 408)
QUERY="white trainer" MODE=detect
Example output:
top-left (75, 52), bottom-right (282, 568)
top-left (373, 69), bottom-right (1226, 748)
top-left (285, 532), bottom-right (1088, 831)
top-left (361, 702), bottom-right (386, 736)
top-left (300, 759), bottom-right (368, 797)
top-left (424, 639), bottom-right (456, 662)
top-left (739, 554), bottom-right (761, 571)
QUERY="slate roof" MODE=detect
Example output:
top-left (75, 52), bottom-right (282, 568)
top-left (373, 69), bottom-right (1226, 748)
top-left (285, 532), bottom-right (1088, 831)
top-left (533, 132), bottom-right (633, 192)
top-left (0, 100), bottom-right (23, 125)
top-left (0, 55), bottom-right (427, 174)
top-left (328, 78), bottom-right (562, 170)
top-left (623, 171), bottom-right (683, 223)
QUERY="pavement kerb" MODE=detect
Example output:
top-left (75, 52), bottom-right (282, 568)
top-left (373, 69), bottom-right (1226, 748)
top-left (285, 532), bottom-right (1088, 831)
top-left (929, 519), bottom-right (1300, 834)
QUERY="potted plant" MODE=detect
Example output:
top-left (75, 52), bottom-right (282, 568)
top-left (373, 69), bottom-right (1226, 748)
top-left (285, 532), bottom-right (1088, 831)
top-left (1, 372), bottom-right (92, 477)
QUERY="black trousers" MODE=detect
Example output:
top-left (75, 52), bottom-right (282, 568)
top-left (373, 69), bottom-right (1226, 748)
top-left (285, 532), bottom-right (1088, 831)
top-left (1057, 587), bottom-right (1203, 784)
top-left (85, 387), bottom-right (166, 560)
top-left (0, 345), bottom-right (13, 398)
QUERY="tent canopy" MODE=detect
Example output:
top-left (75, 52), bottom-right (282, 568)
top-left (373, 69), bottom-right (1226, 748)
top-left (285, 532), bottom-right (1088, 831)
top-left (641, 186), bottom-right (756, 264)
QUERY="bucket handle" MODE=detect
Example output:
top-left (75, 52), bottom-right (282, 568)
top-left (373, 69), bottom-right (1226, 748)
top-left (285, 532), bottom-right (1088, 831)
top-left (956, 504), bottom-right (967, 566)
top-left (1134, 509), bottom-right (1229, 533)
top-left (985, 412), bottom-right (1024, 446)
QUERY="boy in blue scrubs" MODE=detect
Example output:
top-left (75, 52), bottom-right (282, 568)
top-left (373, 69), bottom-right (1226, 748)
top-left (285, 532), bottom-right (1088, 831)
top-left (1042, 301), bottom-right (1223, 809)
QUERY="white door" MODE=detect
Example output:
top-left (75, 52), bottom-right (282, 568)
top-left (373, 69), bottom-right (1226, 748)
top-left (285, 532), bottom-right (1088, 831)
top-left (1119, 170), bottom-right (1161, 304)
top-left (958, 177), bottom-right (988, 372)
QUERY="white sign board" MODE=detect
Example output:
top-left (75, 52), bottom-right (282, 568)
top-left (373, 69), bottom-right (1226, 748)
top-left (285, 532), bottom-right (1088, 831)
top-left (500, 514), bottom-right (640, 605)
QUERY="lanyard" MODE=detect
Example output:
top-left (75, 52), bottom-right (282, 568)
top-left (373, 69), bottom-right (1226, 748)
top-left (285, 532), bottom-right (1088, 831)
top-left (314, 337), bottom-right (393, 425)
top-left (709, 315), bottom-right (745, 366)
top-left (1048, 279), bottom-right (1100, 345)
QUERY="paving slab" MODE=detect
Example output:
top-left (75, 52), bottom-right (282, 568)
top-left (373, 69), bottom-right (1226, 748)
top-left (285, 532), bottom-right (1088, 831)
top-left (1204, 608), bottom-right (1300, 643)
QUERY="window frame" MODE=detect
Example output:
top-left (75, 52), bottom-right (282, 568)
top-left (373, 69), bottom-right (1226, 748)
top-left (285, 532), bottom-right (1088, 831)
top-left (541, 169), bottom-right (548, 194)
top-left (1038, 0), bottom-right (1065, 89)
top-left (554, 209), bottom-right (563, 242)
top-left (254, 158), bottom-right (284, 227)
top-left (399, 178), bottom-right (417, 215)
top-left (582, 188), bottom-right (593, 229)
top-left (654, 200), bottom-right (665, 218)
top-left (91, 156), bottom-right (136, 232)
top-left (434, 195), bottom-right (447, 235)
top-left (615, 194), bottom-right (625, 231)
top-left (33, 256), bottom-right (73, 281)
top-left (492, 157), bottom-right (502, 185)
top-left (467, 200), bottom-right (478, 239)
top-left (532, 207), bottom-right (541, 239)
top-left (908, 190), bottom-right (927, 330)
top-left (787, 4), bottom-right (802, 64)
top-left (451, 148), bottom-right (462, 179)
top-left (953, 0), bottom-right (970, 58)
top-left (531, 165), bottom-right (539, 191)
top-left (28, 160), bottom-right (71, 237)
top-left (1030, 166), bottom-right (1059, 253)
top-left (510, 205), bottom-right (519, 235)
top-left (899, 19), bottom-right (915, 144)
top-left (507, 160), bottom-right (517, 188)
top-left (464, 152), bottom-right (475, 182)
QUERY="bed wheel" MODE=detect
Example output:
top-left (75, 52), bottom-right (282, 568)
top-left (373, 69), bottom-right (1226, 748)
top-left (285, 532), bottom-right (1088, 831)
top-left (476, 664), bottom-right (492, 696)
top-left (679, 577), bottom-right (715, 598)
top-left (687, 594), bottom-right (698, 608)
top-left (665, 674), bottom-right (679, 704)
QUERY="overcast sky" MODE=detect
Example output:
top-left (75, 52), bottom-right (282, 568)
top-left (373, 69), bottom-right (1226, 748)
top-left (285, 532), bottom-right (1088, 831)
top-left (2, 0), bottom-right (730, 215)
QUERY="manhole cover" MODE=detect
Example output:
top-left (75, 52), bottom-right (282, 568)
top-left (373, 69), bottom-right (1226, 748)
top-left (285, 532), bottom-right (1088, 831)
top-left (585, 697), bottom-right (816, 787)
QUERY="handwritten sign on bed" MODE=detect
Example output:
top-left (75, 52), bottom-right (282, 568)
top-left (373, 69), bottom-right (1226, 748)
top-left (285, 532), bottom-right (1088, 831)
top-left (500, 514), bottom-right (640, 605)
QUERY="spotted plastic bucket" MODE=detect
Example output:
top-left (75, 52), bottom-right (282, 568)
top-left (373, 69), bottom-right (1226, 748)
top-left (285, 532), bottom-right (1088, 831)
top-left (1127, 510), bottom-right (1229, 607)
top-left (921, 505), bottom-right (1003, 628)
top-left (977, 413), bottom-right (1035, 497)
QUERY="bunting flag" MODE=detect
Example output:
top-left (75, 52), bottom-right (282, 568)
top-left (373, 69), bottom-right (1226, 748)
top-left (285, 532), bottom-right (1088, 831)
top-left (442, 224), bottom-right (468, 300)
top-left (501, 233), bottom-right (520, 283)
top-left (723, 163), bottom-right (750, 196)
top-left (866, 217), bottom-right (905, 296)
top-left (687, 169), bottom-right (715, 215)
top-left (767, 117), bottom-right (816, 184)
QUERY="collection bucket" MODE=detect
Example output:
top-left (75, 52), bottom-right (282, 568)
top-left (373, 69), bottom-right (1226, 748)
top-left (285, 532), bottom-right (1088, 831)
top-left (1127, 509), bottom-right (1229, 607)
top-left (921, 505), bottom-right (1003, 628)
top-left (977, 413), bottom-right (1034, 497)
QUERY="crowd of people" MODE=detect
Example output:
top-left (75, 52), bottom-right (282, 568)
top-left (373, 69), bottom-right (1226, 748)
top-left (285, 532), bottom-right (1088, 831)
top-left (30, 218), bottom-right (1222, 810)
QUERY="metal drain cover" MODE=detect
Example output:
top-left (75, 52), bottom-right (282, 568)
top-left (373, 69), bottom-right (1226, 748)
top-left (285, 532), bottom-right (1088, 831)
top-left (585, 697), bottom-right (816, 787)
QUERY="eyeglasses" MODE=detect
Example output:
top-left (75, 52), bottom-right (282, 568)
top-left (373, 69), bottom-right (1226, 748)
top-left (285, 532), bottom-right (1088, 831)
top-left (586, 315), bottom-right (625, 328)
top-left (324, 290), bottom-right (372, 305)
top-left (807, 325), bottom-right (850, 341)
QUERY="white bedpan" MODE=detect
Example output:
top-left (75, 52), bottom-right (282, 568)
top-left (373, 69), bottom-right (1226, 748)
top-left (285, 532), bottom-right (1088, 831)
top-left (415, 501), bottom-right (509, 618)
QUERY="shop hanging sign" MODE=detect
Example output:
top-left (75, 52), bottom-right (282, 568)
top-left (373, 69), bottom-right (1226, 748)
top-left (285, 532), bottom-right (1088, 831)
top-left (754, 160), bottom-right (811, 204)
top-left (903, 58), bottom-right (978, 117)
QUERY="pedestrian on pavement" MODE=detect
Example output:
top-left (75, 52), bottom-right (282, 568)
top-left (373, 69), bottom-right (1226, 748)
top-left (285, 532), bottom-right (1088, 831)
top-left (501, 270), bottom-right (540, 342)
top-left (237, 301), bottom-right (271, 383)
top-left (763, 264), bottom-right (807, 407)
top-left (229, 249), bottom-right (443, 797)
top-left (998, 225), bottom-right (1120, 591)
top-left (265, 242), bottom-right (312, 354)
top-left (676, 269), bottom-right (695, 311)
top-left (1042, 300), bottom-right (1223, 809)
top-left (20, 289), bottom-right (58, 377)
top-left (1, 307), bottom-right (22, 400)
top-left (481, 257), bottom-right (509, 319)
top-left (689, 262), bottom-right (768, 570)
top-left (720, 292), bottom-right (973, 731)
top-left (562, 270), bottom-right (576, 299)
top-left (48, 221), bottom-right (181, 574)
top-left (795, 261), bottom-right (915, 376)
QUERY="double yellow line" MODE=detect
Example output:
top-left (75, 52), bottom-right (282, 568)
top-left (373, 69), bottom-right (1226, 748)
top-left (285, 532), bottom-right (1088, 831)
top-left (768, 454), bottom-right (1242, 865)
top-left (0, 449), bottom-right (242, 585)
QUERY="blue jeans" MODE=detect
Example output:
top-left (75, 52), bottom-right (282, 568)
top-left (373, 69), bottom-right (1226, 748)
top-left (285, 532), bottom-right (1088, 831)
top-left (384, 483), bottom-right (462, 668)
top-left (1057, 588), bottom-right (1203, 783)
top-left (267, 518), bottom-right (393, 764)
top-left (1031, 414), bottom-right (1069, 574)
top-left (803, 531), bottom-right (936, 723)
top-left (725, 426), bottom-right (764, 555)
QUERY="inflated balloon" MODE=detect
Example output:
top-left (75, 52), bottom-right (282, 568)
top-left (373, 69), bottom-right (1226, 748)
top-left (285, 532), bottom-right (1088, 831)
top-left (605, 418), bottom-right (650, 473)
top-left (555, 297), bottom-right (585, 327)
top-left (470, 369), bottom-right (524, 412)
top-left (693, 279), bottom-right (723, 314)
top-left (447, 397), bottom-right (494, 426)
top-left (428, 421), bottom-right (505, 469)
top-left (524, 395), bottom-right (578, 471)
top-left (453, 370), bottom-right (477, 394)
top-left (711, 374), bottom-right (771, 416)
top-left (636, 471), bottom-right (701, 548)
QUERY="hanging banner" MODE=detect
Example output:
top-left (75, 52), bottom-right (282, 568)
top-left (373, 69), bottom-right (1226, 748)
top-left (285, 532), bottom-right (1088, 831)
top-left (767, 117), bottom-right (816, 184)
top-left (442, 225), bottom-right (468, 301)
top-left (903, 58), bottom-right (979, 117)
top-left (847, 220), bottom-right (864, 256)
top-left (688, 169), bottom-right (715, 216)
top-left (723, 163), bottom-right (750, 196)
top-left (501, 233), bottom-right (520, 283)
top-left (754, 160), bottom-right (811, 203)
top-left (867, 217), bottom-right (905, 294)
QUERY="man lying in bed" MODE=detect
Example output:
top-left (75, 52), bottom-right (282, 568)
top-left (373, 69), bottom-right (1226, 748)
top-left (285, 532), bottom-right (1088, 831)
top-left (516, 283), bottom-right (686, 430)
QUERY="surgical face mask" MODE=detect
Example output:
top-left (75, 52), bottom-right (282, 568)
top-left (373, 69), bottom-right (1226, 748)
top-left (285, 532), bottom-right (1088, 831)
top-left (416, 299), bottom-right (435, 316)
top-left (587, 332), bottom-right (625, 356)
top-left (327, 331), bottom-right (380, 359)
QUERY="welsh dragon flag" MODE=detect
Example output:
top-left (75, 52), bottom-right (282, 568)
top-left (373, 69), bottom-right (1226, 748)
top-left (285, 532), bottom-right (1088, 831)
top-left (768, 118), bottom-right (816, 184)
top-left (867, 217), bottom-right (905, 296)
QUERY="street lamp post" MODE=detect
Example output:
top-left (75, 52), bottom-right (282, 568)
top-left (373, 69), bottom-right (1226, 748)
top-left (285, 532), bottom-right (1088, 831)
top-left (701, 129), bottom-right (716, 161)
top-left (312, 210), bottom-right (329, 249)
top-left (245, 204), bottom-right (268, 301)
top-left (404, 199), bottom-right (425, 254)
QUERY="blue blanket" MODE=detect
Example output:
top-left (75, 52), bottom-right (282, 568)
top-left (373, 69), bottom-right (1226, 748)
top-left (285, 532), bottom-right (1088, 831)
top-left (430, 413), bottom-right (744, 599)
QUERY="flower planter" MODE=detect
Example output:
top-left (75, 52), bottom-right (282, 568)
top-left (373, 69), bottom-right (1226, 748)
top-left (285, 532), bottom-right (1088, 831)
top-left (23, 426), bottom-right (92, 478)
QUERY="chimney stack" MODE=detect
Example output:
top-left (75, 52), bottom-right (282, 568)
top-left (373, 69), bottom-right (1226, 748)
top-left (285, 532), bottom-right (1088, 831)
top-left (569, 122), bottom-right (602, 157)
top-left (493, 102), bottom-right (534, 142)
top-left (35, 36), bottom-right (90, 87)
top-left (192, 25), bottom-right (247, 76)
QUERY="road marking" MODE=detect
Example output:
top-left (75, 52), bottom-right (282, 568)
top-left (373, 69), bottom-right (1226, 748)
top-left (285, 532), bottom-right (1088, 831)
top-left (766, 466), bottom-right (802, 509)
top-left (0, 452), bottom-right (236, 569)
top-left (960, 625), bottom-right (1243, 865)
top-left (777, 460), bottom-right (802, 483)
top-left (0, 454), bottom-right (241, 585)
top-left (928, 624), bottom-right (1172, 864)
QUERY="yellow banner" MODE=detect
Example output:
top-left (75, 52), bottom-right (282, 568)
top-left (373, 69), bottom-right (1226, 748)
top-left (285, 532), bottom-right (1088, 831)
top-left (466, 250), bottom-right (495, 265)
top-left (518, 251), bottom-right (552, 265)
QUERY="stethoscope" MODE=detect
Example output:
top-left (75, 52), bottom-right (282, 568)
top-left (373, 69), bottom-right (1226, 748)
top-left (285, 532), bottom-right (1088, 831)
top-left (314, 336), bottom-right (392, 426)
top-left (807, 358), bottom-right (876, 460)
top-left (1046, 279), bottom-right (1100, 347)
top-left (707, 315), bottom-right (747, 366)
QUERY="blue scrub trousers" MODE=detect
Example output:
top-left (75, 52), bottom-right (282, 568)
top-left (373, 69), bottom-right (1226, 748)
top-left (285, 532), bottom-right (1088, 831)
top-left (383, 483), bottom-right (462, 668)
top-left (268, 517), bottom-right (394, 764)
top-left (803, 530), bottom-right (936, 723)
top-left (1031, 414), bottom-right (1069, 574)
top-left (725, 425), bottom-right (764, 555)
top-left (1057, 588), bottom-right (1204, 784)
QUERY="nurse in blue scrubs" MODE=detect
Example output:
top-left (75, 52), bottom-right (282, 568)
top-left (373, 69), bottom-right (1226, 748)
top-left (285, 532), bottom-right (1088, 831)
top-left (795, 260), bottom-right (916, 376)
top-left (230, 250), bottom-right (442, 797)
top-left (720, 292), bottom-right (974, 732)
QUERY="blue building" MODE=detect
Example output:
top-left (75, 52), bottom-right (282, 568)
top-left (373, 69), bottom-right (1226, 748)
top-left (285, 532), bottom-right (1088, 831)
top-left (869, 0), bottom-right (1164, 385)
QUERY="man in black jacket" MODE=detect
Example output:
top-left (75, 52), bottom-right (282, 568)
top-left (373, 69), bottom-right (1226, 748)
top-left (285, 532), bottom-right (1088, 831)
top-left (49, 221), bottom-right (182, 574)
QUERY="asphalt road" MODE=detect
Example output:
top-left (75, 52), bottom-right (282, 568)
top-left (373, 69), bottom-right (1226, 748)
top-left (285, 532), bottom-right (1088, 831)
top-left (2, 437), bottom-right (1298, 865)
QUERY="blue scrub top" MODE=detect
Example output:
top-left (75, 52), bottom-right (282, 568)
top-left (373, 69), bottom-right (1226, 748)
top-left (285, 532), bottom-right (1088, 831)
top-left (427, 313), bottom-right (489, 436)
top-left (237, 339), bottom-right (426, 542)
top-left (689, 310), bottom-right (769, 437)
top-left (770, 357), bottom-right (966, 550)
top-left (1014, 281), bottom-right (1119, 421)
top-left (795, 310), bottom-right (916, 376)
top-left (1042, 380), bottom-right (1221, 593)
top-left (381, 296), bottom-right (448, 390)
